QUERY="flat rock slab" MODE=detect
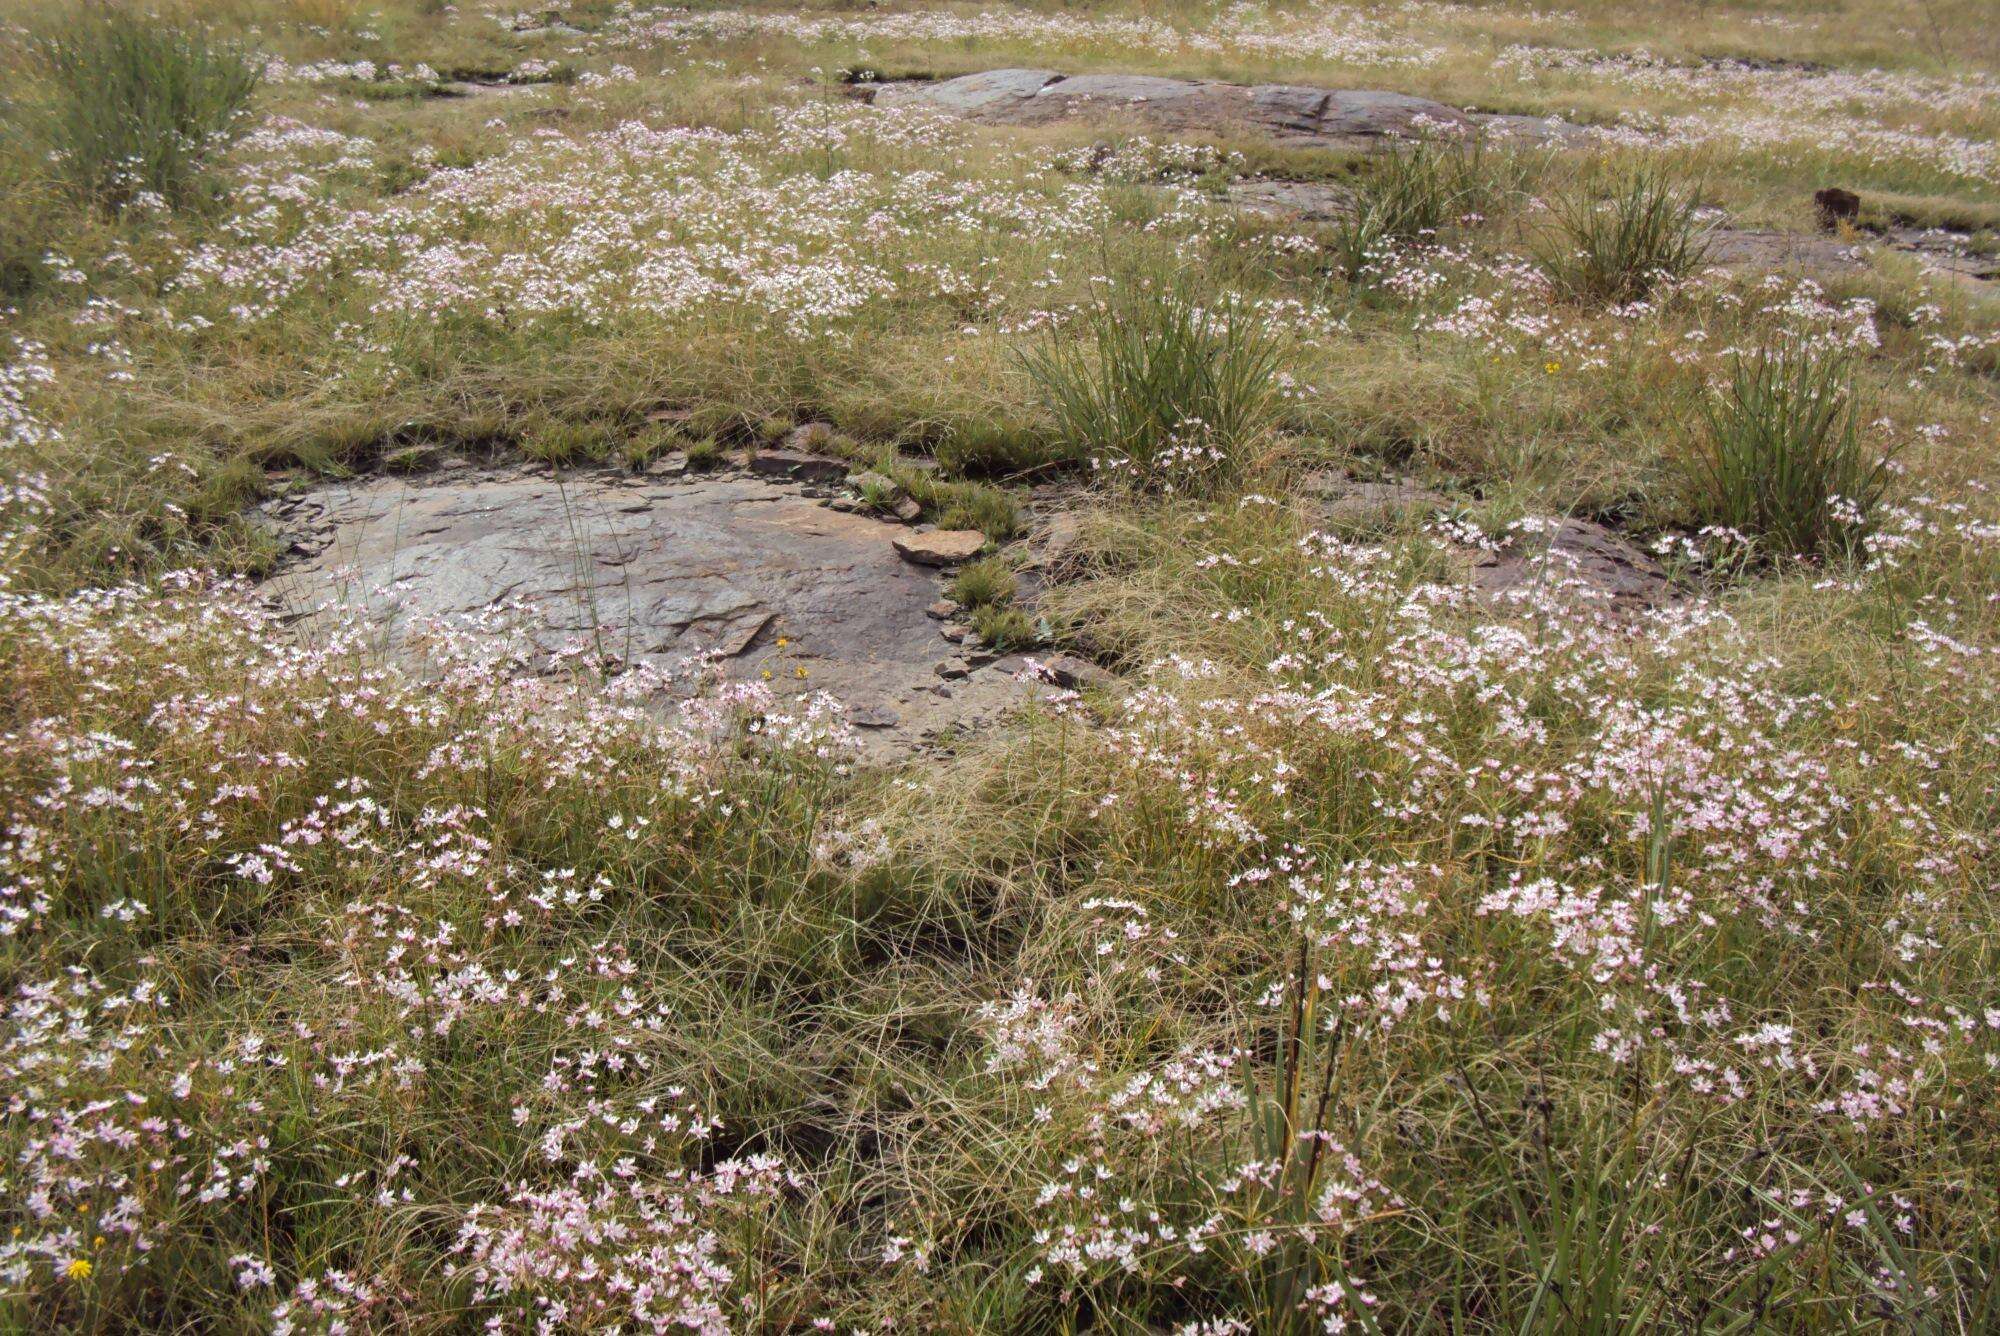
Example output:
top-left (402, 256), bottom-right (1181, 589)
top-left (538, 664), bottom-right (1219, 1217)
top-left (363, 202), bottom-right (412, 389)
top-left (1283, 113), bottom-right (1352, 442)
top-left (893, 529), bottom-right (987, 566)
top-left (1706, 228), bottom-right (1872, 277)
top-left (750, 447), bottom-right (848, 483)
top-left (869, 70), bottom-right (1990, 291)
top-left (1306, 473), bottom-right (1447, 527)
top-left (1706, 226), bottom-right (1996, 287)
top-left (1225, 179), bottom-right (1358, 221)
top-left (258, 467), bottom-right (1050, 754)
top-left (870, 69), bottom-right (1583, 147)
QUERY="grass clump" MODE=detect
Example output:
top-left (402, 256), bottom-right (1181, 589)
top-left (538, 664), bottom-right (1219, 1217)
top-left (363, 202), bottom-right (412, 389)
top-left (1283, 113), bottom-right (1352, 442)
top-left (682, 435), bottom-right (726, 468)
top-left (0, 153), bottom-right (61, 298)
top-left (1694, 341), bottom-right (1893, 559)
top-left (1328, 135), bottom-right (1524, 282)
top-left (970, 603), bottom-right (1037, 649)
top-left (880, 460), bottom-right (1022, 540)
top-left (931, 417), bottom-right (1059, 476)
top-left (1019, 282), bottom-right (1281, 491)
top-left (20, 5), bottom-right (260, 212)
top-left (1362, 138), bottom-right (1481, 234)
top-left (852, 472), bottom-right (902, 512)
top-left (519, 415), bottom-right (618, 466)
top-left (948, 557), bottom-right (1016, 610)
top-left (1536, 165), bottom-right (1712, 305)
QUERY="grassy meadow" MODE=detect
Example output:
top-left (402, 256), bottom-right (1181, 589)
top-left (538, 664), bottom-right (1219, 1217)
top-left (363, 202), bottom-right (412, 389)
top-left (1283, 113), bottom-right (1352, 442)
top-left (2, 0), bottom-right (1999, 1330)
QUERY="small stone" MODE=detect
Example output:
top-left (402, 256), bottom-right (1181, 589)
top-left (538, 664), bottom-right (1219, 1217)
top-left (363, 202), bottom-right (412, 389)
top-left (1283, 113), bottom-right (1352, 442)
top-left (1814, 187), bottom-right (1861, 228)
top-left (751, 448), bottom-right (848, 483)
top-left (941, 625), bottom-right (969, 643)
top-left (644, 451), bottom-right (688, 477)
top-left (847, 703), bottom-right (901, 729)
top-left (786, 422), bottom-right (836, 451)
top-left (712, 612), bottom-right (774, 659)
top-left (893, 529), bottom-right (987, 566)
top-left (849, 470), bottom-right (901, 500)
top-left (1044, 653), bottom-right (1114, 691)
top-left (828, 497), bottom-right (861, 513)
top-left (925, 600), bottom-right (957, 619)
top-left (935, 661), bottom-right (970, 680)
top-left (893, 497), bottom-right (924, 523)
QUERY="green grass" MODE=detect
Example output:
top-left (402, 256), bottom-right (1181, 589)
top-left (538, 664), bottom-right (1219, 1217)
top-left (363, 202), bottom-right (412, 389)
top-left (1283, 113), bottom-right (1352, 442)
top-left (949, 556), bottom-right (1017, 610)
top-left (17, 4), bottom-right (259, 211)
top-left (1694, 340), bottom-right (1894, 559)
top-left (1017, 280), bottom-right (1282, 490)
top-left (1535, 164), bottom-right (1714, 305)
top-left (1329, 134), bottom-right (1532, 281)
top-left (969, 602), bottom-right (1036, 649)
top-left (2, 0), bottom-right (2000, 1328)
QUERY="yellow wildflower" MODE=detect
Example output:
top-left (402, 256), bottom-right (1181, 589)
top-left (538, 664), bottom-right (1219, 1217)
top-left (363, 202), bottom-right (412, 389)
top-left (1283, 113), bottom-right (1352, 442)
top-left (65, 1258), bottom-right (92, 1281)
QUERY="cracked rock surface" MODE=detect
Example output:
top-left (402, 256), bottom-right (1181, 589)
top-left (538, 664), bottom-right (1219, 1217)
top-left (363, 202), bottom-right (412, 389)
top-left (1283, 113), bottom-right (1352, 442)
top-left (868, 68), bottom-right (1583, 146)
top-left (258, 465), bottom-right (1052, 753)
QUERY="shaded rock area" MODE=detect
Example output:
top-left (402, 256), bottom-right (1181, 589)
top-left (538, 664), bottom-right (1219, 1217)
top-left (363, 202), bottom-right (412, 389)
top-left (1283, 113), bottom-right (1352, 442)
top-left (1705, 226), bottom-right (1996, 286)
top-left (750, 446), bottom-right (849, 483)
top-left (1705, 228), bottom-right (1874, 276)
top-left (867, 68), bottom-right (1583, 147)
top-left (437, 80), bottom-right (547, 99)
top-left (1302, 474), bottom-right (1671, 610)
top-left (258, 465), bottom-right (1056, 753)
top-left (1469, 518), bottom-right (1674, 611)
top-left (1224, 179), bottom-right (1358, 222)
top-left (1305, 473), bottom-right (1447, 527)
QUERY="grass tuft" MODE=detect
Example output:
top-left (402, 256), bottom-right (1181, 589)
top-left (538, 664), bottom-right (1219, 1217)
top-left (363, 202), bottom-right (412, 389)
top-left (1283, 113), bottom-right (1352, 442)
top-left (948, 557), bottom-right (1016, 610)
top-left (1018, 282), bottom-right (1281, 490)
top-left (1536, 165), bottom-right (1711, 305)
top-left (20, 4), bottom-right (260, 212)
top-left (1694, 341), bottom-right (1893, 559)
top-left (1328, 134), bottom-right (1525, 282)
top-left (970, 603), bottom-right (1037, 649)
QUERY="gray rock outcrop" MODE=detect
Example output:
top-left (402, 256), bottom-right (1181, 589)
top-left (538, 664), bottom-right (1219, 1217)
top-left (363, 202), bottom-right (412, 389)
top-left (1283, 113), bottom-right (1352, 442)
top-left (870, 69), bottom-right (1583, 147)
top-left (259, 466), bottom-right (1053, 752)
